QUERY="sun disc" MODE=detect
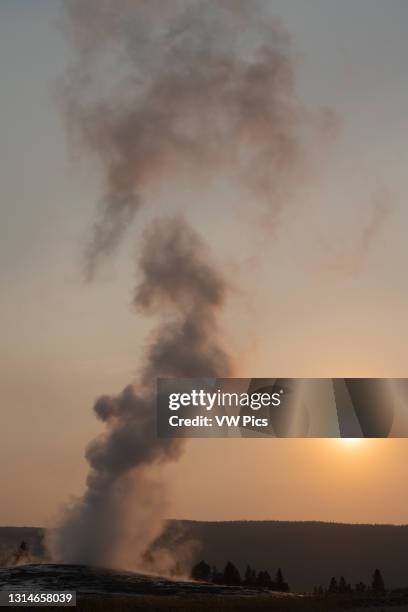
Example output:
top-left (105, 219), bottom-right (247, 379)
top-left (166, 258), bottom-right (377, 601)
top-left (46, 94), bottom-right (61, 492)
top-left (339, 438), bottom-right (364, 447)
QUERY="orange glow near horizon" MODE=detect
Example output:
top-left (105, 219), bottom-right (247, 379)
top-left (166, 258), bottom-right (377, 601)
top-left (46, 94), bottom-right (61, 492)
top-left (338, 438), bottom-right (365, 447)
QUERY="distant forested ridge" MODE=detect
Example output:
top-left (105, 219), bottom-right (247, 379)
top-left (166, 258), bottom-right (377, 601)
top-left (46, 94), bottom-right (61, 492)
top-left (151, 520), bottom-right (408, 591)
top-left (2, 521), bottom-right (408, 592)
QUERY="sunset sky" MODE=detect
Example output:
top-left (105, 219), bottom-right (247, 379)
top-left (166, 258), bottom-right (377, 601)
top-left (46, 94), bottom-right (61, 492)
top-left (1, 0), bottom-right (408, 528)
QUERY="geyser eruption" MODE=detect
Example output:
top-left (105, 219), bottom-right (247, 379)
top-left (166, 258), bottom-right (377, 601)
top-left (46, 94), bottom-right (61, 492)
top-left (60, 0), bottom-right (312, 280)
top-left (55, 216), bottom-right (231, 567)
top-left (55, 0), bottom-right (321, 570)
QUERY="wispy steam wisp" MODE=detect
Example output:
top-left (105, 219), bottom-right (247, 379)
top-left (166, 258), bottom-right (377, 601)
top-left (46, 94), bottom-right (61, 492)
top-left (60, 0), bottom-right (311, 279)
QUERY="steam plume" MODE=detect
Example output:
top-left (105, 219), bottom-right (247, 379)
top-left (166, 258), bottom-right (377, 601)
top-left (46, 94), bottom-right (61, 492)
top-left (55, 216), bottom-right (231, 567)
top-left (55, 0), bottom-right (319, 569)
top-left (60, 0), bottom-right (311, 279)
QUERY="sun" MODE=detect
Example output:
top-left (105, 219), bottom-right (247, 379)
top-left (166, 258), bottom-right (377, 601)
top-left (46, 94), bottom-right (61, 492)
top-left (339, 438), bottom-right (364, 447)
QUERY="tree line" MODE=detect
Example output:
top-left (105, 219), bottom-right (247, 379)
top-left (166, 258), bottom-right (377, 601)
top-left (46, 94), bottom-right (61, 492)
top-left (191, 560), bottom-right (290, 591)
top-left (192, 559), bottom-right (387, 596)
top-left (314, 569), bottom-right (386, 595)
top-left (0, 541), bottom-right (30, 567)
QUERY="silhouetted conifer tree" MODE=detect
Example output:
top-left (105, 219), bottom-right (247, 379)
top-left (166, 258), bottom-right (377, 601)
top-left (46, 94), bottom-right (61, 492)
top-left (275, 568), bottom-right (290, 592)
top-left (372, 569), bottom-right (385, 592)
top-left (7, 541), bottom-right (30, 566)
top-left (329, 577), bottom-right (338, 592)
top-left (223, 561), bottom-right (241, 586)
top-left (244, 565), bottom-right (256, 587)
top-left (256, 570), bottom-right (266, 588)
top-left (339, 576), bottom-right (347, 592)
top-left (256, 570), bottom-right (273, 588)
top-left (264, 571), bottom-right (273, 588)
top-left (191, 560), bottom-right (211, 581)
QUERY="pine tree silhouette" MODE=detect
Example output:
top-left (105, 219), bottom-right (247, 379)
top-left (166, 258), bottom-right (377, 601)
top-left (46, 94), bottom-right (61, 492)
top-left (7, 541), bottom-right (30, 566)
top-left (191, 560), bottom-right (211, 582)
top-left (328, 577), bottom-right (338, 593)
top-left (256, 570), bottom-right (270, 588)
top-left (223, 561), bottom-right (241, 586)
top-left (372, 569), bottom-right (385, 592)
top-left (339, 576), bottom-right (347, 592)
top-left (275, 568), bottom-right (290, 592)
top-left (274, 568), bottom-right (289, 593)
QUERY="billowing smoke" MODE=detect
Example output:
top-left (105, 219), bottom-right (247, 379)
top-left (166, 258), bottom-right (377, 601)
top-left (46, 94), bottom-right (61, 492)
top-left (60, 0), bottom-right (312, 279)
top-left (54, 216), bottom-right (231, 567)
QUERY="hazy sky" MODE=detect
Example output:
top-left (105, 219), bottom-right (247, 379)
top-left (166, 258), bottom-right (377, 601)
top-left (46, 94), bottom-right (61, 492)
top-left (1, 0), bottom-right (408, 527)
